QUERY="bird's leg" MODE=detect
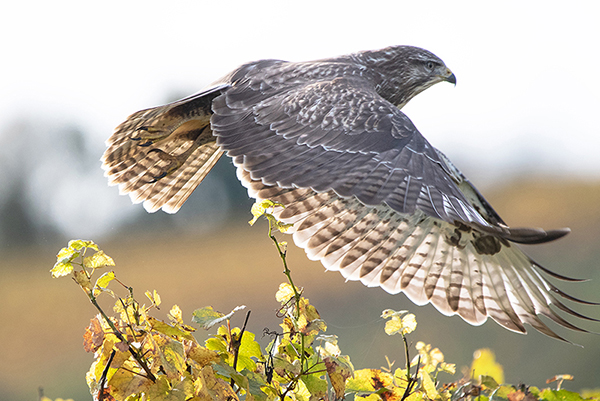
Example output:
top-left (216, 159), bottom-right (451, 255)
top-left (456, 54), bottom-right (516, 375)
top-left (145, 125), bottom-right (214, 183)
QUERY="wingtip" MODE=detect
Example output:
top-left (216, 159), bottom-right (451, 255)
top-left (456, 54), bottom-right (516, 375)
top-left (506, 226), bottom-right (571, 244)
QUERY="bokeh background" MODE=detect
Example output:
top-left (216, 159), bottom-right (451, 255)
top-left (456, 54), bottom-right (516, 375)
top-left (1, 1), bottom-right (599, 400)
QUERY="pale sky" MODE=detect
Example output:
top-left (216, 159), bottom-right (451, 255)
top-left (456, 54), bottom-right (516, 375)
top-left (2, 1), bottom-right (599, 175)
top-left (1, 0), bottom-right (599, 238)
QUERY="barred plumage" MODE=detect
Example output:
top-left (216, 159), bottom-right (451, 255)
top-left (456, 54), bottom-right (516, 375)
top-left (102, 45), bottom-right (597, 341)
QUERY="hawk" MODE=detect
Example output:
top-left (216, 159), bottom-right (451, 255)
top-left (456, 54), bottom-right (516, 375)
top-left (102, 45), bottom-right (596, 341)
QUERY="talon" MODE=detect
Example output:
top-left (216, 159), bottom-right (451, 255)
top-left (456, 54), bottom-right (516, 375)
top-left (147, 171), bottom-right (168, 183)
top-left (131, 126), bottom-right (171, 142)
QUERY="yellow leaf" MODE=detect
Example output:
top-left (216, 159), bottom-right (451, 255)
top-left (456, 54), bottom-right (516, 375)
top-left (142, 332), bottom-right (187, 380)
top-left (274, 219), bottom-right (293, 233)
top-left (93, 271), bottom-right (116, 297)
top-left (68, 239), bottom-right (98, 251)
top-left (346, 368), bottom-right (393, 392)
top-left (108, 359), bottom-right (152, 400)
top-left (401, 313), bottom-right (417, 335)
top-left (420, 370), bottom-right (440, 399)
top-left (381, 309), bottom-right (408, 319)
top-left (145, 375), bottom-right (173, 401)
top-left (440, 362), bottom-right (456, 375)
top-left (196, 365), bottom-right (239, 401)
top-left (84, 250), bottom-right (115, 269)
top-left (430, 347), bottom-right (444, 367)
top-left (50, 261), bottom-right (74, 278)
top-left (145, 290), bottom-right (162, 308)
top-left (384, 317), bottom-right (403, 336)
top-left (275, 283), bottom-right (296, 304)
top-left (294, 376), bottom-right (311, 401)
top-left (148, 316), bottom-right (195, 341)
top-left (168, 304), bottom-right (182, 323)
top-left (187, 342), bottom-right (220, 367)
top-left (383, 311), bottom-right (416, 336)
top-left (249, 200), bottom-right (275, 225)
top-left (95, 271), bottom-right (115, 289)
top-left (56, 246), bottom-right (77, 263)
top-left (73, 270), bottom-right (92, 292)
top-left (324, 355), bottom-right (354, 400)
top-left (471, 348), bottom-right (505, 385)
top-left (316, 335), bottom-right (341, 357)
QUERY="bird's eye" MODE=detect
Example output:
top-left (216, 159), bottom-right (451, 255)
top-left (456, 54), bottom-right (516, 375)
top-left (426, 61), bottom-right (435, 71)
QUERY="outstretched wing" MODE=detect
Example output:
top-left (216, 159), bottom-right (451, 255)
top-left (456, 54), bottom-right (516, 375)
top-left (212, 75), bottom-right (564, 243)
top-left (238, 168), bottom-right (596, 341)
top-left (211, 73), bottom-right (594, 340)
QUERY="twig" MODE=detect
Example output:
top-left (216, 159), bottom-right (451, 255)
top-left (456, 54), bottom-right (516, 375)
top-left (267, 221), bottom-right (301, 315)
top-left (98, 349), bottom-right (116, 401)
top-left (88, 293), bottom-right (156, 382)
top-left (400, 334), bottom-right (419, 401)
top-left (230, 310), bottom-right (252, 388)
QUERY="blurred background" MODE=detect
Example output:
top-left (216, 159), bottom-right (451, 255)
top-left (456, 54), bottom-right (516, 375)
top-left (1, 1), bottom-right (599, 400)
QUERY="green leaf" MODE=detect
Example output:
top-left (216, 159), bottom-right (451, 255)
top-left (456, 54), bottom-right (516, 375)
top-left (192, 305), bottom-right (246, 330)
top-left (273, 354), bottom-right (300, 378)
top-left (147, 317), bottom-right (196, 341)
top-left (480, 375), bottom-right (499, 390)
top-left (205, 337), bottom-right (228, 353)
top-left (83, 250), bottom-right (115, 269)
top-left (241, 370), bottom-right (270, 401)
top-left (301, 371), bottom-right (328, 399)
top-left (293, 376), bottom-right (311, 401)
top-left (539, 389), bottom-right (587, 401)
top-left (237, 330), bottom-right (264, 370)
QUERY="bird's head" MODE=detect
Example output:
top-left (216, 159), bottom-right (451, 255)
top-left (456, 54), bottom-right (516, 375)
top-left (356, 45), bottom-right (456, 109)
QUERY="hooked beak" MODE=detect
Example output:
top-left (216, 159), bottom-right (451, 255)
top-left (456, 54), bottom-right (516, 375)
top-left (443, 67), bottom-right (457, 85)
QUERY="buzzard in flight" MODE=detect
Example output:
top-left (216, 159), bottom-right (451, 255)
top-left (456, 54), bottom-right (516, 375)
top-left (102, 46), bottom-right (596, 341)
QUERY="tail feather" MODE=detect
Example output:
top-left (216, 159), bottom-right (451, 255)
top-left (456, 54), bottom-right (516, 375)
top-left (102, 86), bottom-right (225, 213)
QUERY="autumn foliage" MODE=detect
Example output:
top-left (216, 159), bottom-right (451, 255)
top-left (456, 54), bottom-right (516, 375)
top-left (48, 203), bottom-right (599, 401)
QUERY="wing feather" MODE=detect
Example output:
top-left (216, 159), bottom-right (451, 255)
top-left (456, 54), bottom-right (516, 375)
top-left (238, 167), bottom-right (594, 339)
